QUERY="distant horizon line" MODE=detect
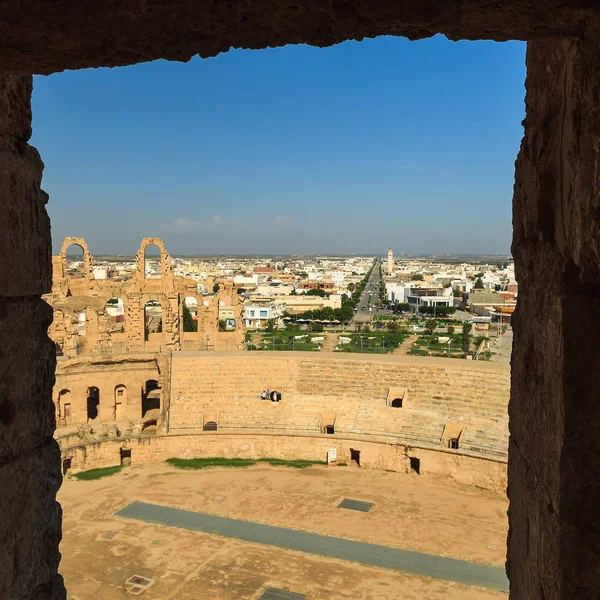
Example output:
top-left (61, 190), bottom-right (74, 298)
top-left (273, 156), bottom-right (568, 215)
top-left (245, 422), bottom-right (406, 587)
top-left (62, 251), bottom-right (513, 260)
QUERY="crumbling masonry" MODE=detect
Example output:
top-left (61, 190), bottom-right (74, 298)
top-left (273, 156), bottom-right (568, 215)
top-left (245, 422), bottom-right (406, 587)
top-left (46, 236), bottom-right (245, 355)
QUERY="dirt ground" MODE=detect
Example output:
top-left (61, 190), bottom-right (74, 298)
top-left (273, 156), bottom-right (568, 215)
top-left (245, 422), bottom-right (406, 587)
top-left (59, 463), bottom-right (508, 600)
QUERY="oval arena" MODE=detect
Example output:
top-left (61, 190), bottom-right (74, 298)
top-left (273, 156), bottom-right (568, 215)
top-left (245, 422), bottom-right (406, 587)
top-left (55, 352), bottom-right (510, 492)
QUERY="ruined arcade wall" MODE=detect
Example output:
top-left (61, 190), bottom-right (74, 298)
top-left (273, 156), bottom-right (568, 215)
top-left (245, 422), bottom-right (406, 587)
top-left (44, 236), bottom-right (246, 356)
top-left (53, 354), bottom-right (163, 426)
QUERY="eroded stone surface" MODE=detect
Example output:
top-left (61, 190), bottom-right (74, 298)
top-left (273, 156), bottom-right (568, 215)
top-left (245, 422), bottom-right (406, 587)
top-left (0, 76), bottom-right (51, 297)
top-left (0, 2), bottom-right (599, 75)
top-left (509, 29), bottom-right (600, 599)
top-left (0, 75), bottom-right (65, 600)
top-left (0, 297), bottom-right (56, 463)
top-left (0, 441), bottom-right (65, 600)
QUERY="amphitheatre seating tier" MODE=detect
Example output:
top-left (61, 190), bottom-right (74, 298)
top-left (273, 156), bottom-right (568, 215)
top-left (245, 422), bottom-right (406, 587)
top-left (169, 353), bottom-right (510, 460)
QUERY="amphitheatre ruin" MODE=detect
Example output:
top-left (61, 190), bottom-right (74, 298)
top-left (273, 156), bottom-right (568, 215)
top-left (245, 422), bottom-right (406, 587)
top-left (3, 1), bottom-right (600, 599)
top-left (48, 236), bottom-right (510, 491)
top-left (46, 236), bottom-right (513, 597)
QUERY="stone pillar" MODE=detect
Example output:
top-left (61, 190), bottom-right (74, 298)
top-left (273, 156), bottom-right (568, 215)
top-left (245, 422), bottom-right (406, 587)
top-left (0, 76), bottom-right (65, 598)
top-left (509, 28), bottom-right (600, 599)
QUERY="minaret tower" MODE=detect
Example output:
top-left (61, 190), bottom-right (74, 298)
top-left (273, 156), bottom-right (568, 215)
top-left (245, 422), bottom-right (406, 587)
top-left (387, 248), bottom-right (394, 274)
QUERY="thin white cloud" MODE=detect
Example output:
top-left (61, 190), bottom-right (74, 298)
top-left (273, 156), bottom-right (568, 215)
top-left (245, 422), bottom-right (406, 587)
top-left (161, 215), bottom-right (242, 234)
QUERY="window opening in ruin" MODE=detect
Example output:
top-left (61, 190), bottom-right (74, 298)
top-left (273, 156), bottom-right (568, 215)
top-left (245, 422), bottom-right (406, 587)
top-left (204, 421), bottom-right (218, 431)
top-left (120, 448), bottom-right (132, 466)
top-left (326, 425), bottom-right (335, 435)
top-left (183, 297), bottom-right (199, 332)
top-left (57, 389), bottom-right (70, 425)
top-left (141, 419), bottom-right (157, 432)
top-left (62, 458), bottom-right (72, 475)
top-left (77, 309), bottom-right (87, 336)
top-left (409, 457), bottom-right (421, 475)
top-left (114, 385), bottom-right (127, 420)
top-left (144, 300), bottom-right (163, 341)
top-left (391, 398), bottom-right (403, 408)
top-left (449, 438), bottom-right (459, 449)
top-left (106, 298), bottom-right (125, 334)
top-left (86, 386), bottom-right (100, 421)
top-left (142, 379), bottom-right (161, 417)
top-left (144, 244), bottom-right (161, 278)
top-left (350, 448), bottom-right (361, 466)
top-left (64, 243), bottom-right (85, 278)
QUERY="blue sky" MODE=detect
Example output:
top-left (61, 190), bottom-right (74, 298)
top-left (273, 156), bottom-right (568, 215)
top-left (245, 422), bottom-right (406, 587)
top-left (32, 35), bottom-right (526, 256)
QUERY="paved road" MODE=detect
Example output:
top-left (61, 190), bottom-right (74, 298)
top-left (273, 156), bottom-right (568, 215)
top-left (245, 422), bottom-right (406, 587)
top-left (353, 259), bottom-right (381, 324)
top-left (116, 500), bottom-right (508, 592)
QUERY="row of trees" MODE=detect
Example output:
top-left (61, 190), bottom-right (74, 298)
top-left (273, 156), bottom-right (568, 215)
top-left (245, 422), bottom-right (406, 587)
top-left (285, 261), bottom-right (376, 326)
top-left (418, 305), bottom-right (457, 316)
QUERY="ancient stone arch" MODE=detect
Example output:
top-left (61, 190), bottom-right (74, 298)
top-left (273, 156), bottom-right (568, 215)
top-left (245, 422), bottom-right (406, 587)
top-left (135, 237), bottom-right (174, 289)
top-left (59, 236), bottom-right (94, 281)
top-left (3, 4), bottom-right (600, 600)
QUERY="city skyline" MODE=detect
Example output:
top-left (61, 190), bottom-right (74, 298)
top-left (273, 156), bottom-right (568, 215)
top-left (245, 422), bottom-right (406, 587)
top-left (32, 35), bottom-right (526, 255)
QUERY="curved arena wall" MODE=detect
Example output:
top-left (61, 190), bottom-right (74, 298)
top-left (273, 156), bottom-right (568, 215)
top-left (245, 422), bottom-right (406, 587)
top-left (169, 352), bottom-right (510, 460)
top-left (55, 352), bottom-right (509, 491)
top-left (57, 431), bottom-right (508, 492)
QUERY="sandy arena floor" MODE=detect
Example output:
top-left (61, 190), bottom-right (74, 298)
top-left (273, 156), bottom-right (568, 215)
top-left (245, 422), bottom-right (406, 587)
top-left (59, 463), bottom-right (508, 600)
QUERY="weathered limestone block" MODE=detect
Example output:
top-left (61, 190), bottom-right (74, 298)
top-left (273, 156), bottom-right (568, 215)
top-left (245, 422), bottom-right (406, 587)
top-left (0, 75), bottom-right (64, 600)
top-left (0, 1), bottom-right (598, 75)
top-left (509, 26), bottom-right (600, 599)
top-left (0, 441), bottom-right (65, 600)
top-left (0, 76), bottom-right (51, 296)
top-left (0, 297), bottom-right (55, 463)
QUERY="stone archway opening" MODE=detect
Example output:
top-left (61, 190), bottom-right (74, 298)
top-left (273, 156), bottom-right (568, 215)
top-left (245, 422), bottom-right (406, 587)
top-left (144, 300), bottom-right (162, 342)
top-left (106, 298), bottom-right (125, 334)
top-left (183, 297), bottom-right (198, 332)
top-left (57, 389), bottom-right (71, 426)
top-left (64, 243), bottom-right (85, 278)
top-left (86, 386), bottom-right (100, 422)
top-left (144, 244), bottom-right (162, 279)
top-left (142, 379), bottom-right (161, 417)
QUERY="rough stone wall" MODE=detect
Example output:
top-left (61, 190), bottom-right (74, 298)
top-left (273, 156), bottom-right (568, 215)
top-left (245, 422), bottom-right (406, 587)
top-left (56, 432), bottom-right (508, 492)
top-left (53, 355), bottom-right (162, 426)
top-left (0, 1), bottom-right (598, 74)
top-left (0, 76), bottom-right (65, 599)
top-left (509, 25), bottom-right (600, 599)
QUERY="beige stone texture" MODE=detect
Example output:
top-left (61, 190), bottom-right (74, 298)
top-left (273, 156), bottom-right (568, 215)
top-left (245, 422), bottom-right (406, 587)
top-left (58, 431), bottom-right (508, 493)
top-left (54, 353), bottom-right (509, 492)
top-left (0, 74), bottom-right (64, 600)
top-left (168, 353), bottom-right (510, 461)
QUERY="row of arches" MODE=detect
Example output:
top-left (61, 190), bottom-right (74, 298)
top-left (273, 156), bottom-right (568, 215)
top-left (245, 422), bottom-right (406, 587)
top-left (60, 239), bottom-right (168, 281)
top-left (55, 380), bottom-right (159, 427)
